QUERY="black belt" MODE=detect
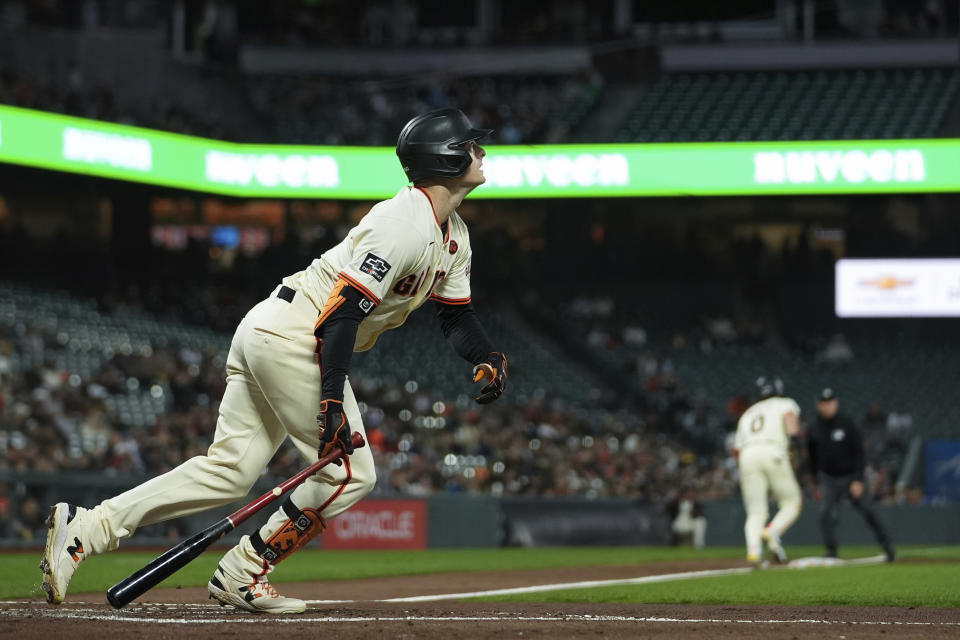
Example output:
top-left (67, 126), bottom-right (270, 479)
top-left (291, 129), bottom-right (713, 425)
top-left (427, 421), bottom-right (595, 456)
top-left (277, 285), bottom-right (296, 303)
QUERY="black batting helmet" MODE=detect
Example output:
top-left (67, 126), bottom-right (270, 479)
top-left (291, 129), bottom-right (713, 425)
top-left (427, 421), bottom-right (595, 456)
top-left (755, 376), bottom-right (785, 399)
top-left (396, 108), bottom-right (492, 183)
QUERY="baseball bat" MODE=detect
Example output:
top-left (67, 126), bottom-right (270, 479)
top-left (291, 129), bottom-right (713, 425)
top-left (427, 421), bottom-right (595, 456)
top-left (106, 431), bottom-right (365, 608)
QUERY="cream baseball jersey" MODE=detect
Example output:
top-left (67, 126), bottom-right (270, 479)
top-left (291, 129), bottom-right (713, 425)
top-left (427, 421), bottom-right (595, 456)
top-left (282, 186), bottom-right (472, 351)
top-left (735, 397), bottom-right (801, 453)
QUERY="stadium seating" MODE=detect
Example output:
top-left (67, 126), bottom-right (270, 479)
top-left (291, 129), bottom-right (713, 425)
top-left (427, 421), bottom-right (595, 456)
top-left (2, 277), bottom-right (727, 520)
top-left (0, 281), bottom-right (228, 428)
top-left (0, 65), bottom-right (601, 145)
top-left (0, 280), bottom-right (602, 430)
top-left (324, 296), bottom-right (608, 405)
top-left (545, 282), bottom-right (957, 439)
top-left (615, 68), bottom-right (960, 142)
top-left (245, 73), bottom-right (602, 145)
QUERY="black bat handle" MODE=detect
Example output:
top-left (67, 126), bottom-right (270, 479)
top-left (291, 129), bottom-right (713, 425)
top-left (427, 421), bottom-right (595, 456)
top-left (106, 518), bottom-right (233, 608)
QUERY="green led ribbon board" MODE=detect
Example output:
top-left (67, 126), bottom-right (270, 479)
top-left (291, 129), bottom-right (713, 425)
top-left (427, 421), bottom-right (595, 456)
top-left (1, 104), bottom-right (959, 198)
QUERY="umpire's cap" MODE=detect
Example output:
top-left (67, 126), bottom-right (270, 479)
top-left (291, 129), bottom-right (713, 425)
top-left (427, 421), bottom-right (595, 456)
top-left (755, 376), bottom-right (785, 399)
top-left (818, 387), bottom-right (838, 402)
top-left (396, 108), bottom-right (492, 182)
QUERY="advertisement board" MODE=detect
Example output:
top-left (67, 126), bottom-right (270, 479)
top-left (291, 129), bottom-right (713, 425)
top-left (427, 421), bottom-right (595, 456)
top-left (835, 258), bottom-right (960, 317)
top-left (322, 499), bottom-right (427, 550)
top-left (2, 104), bottom-right (960, 198)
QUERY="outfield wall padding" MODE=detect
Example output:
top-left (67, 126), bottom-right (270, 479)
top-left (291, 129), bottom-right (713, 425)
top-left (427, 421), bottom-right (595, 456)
top-left (499, 497), bottom-right (671, 547)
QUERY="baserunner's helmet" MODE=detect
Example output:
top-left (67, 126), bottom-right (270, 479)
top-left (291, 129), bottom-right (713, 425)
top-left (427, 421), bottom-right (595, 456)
top-left (755, 376), bottom-right (785, 399)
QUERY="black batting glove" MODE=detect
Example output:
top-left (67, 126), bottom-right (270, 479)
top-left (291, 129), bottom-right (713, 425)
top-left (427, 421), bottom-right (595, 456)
top-left (472, 351), bottom-right (508, 405)
top-left (317, 399), bottom-right (354, 465)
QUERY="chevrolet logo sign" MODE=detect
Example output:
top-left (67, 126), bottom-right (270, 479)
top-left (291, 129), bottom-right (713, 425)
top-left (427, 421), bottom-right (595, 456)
top-left (859, 276), bottom-right (914, 290)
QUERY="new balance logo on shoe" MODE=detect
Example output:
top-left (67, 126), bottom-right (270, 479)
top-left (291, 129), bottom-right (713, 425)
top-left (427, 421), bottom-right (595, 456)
top-left (239, 585), bottom-right (260, 602)
top-left (67, 537), bottom-right (84, 562)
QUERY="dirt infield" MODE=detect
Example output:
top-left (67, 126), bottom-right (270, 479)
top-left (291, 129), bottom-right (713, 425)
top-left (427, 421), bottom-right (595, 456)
top-left (4, 560), bottom-right (959, 639)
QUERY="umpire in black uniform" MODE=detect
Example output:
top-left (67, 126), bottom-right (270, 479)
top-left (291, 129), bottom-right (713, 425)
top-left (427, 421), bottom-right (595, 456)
top-left (808, 388), bottom-right (895, 561)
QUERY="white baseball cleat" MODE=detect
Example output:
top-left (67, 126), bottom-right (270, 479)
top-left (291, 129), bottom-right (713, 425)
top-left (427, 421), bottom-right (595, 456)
top-left (208, 565), bottom-right (306, 614)
top-left (762, 528), bottom-right (788, 564)
top-left (39, 503), bottom-right (92, 604)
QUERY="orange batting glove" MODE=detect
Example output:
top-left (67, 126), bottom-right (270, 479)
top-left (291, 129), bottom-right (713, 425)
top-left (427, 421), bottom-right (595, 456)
top-left (472, 351), bottom-right (508, 404)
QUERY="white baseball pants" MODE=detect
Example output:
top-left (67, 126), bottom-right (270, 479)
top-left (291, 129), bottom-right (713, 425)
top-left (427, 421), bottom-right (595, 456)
top-left (90, 287), bottom-right (376, 566)
top-left (738, 443), bottom-right (801, 558)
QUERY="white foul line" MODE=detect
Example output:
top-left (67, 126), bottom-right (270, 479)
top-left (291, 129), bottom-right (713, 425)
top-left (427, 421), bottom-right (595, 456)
top-left (309, 556), bottom-right (885, 604)
top-left (370, 567), bottom-right (753, 603)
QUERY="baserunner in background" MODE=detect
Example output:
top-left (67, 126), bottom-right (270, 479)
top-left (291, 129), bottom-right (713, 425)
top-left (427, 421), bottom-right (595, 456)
top-left (734, 376), bottom-right (802, 568)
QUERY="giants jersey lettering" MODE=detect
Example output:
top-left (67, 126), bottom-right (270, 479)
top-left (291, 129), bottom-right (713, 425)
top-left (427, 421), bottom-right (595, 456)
top-left (734, 397), bottom-right (800, 453)
top-left (282, 186), bottom-right (472, 351)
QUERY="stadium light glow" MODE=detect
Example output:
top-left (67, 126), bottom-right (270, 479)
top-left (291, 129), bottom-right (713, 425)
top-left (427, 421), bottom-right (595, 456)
top-left (2, 104), bottom-right (960, 198)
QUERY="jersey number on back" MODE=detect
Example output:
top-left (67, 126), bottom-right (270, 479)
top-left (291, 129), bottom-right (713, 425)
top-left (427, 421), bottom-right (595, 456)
top-left (750, 415), bottom-right (764, 433)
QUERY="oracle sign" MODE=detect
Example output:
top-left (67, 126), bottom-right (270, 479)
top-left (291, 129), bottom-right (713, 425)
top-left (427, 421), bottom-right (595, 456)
top-left (323, 499), bottom-right (427, 549)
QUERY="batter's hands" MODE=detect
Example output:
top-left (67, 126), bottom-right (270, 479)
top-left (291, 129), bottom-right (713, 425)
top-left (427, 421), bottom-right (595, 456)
top-left (317, 399), bottom-right (354, 465)
top-left (473, 351), bottom-right (508, 404)
top-left (849, 480), bottom-right (864, 500)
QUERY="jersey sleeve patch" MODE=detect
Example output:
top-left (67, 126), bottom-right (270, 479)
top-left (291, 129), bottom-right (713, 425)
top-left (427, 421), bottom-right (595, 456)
top-left (359, 253), bottom-right (392, 282)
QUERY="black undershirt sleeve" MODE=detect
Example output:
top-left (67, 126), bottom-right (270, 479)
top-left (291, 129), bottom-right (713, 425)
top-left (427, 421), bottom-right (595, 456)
top-left (433, 301), bottom-right (495, 365)
top-left (315, 285), bottom-right (371, 402)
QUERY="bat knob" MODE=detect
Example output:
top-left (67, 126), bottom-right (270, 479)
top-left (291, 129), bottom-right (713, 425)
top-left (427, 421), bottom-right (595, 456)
top-left (106, 588), bottom-right (124, 609)
top-left (350, 432), bottom-right (365, 449)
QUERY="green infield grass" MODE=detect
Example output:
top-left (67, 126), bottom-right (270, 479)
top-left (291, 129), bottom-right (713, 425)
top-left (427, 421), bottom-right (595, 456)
top-left (1, 545), bottom-right (957, 604)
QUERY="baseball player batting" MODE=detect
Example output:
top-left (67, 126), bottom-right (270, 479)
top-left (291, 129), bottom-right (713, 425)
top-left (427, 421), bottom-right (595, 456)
top-left (40, 108), bottom-right (508, 613)
top-left (734, 376), bottom-right (802, 568)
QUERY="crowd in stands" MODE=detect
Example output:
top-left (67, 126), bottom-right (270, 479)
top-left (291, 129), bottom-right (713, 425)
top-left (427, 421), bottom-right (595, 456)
top-left (0, 218), bottom-right (743, 544)
top-left (0, 276), bottom-right (739, 542)
top-left (557, 285), bottom-right (921, 506)
top-left (2, 196), bottom-right (950, 541)
top-left (0, 262), bottom-right (927, 542)
top-left (6, 0), bottom-right (955, 54)
top-left (0, 61), bottom-right (602, 146)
